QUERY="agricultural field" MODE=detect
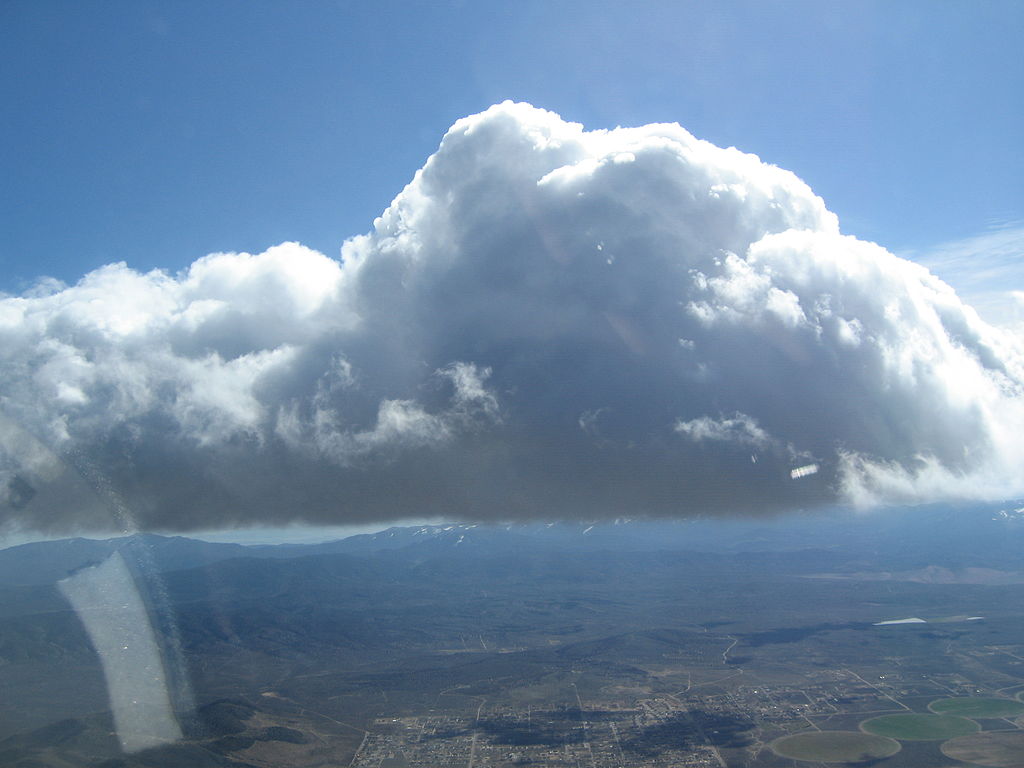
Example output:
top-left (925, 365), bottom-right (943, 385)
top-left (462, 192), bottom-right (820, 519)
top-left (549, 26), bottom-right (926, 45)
top-left (861, 713), bottom-right (980, 740)
top-left (771, 731), bottom-right (901, 762)
top-left (929, 697), bottom-right (1024, 719)
top-left (942, 731), bottom-right (1024, 767)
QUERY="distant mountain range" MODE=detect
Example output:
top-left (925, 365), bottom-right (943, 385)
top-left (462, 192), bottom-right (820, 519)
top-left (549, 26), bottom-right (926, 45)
top-left (2, 500), bottom-right (1023, 588)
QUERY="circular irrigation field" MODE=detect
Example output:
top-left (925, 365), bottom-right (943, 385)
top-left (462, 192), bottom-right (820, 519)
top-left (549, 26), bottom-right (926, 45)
top-left (860, 713), bottom-right (979, 740)
top-left (771, 731), bottom-right (901, 763)
top-left (929, 697), bottom-right (1024, 719)
top-left (941, 731), bottom-right (1024, 768)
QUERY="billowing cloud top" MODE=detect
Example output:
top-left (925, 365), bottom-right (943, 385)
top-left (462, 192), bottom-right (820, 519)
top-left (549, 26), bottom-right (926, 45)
top-left (3, 102), bottom-right (1023, 533)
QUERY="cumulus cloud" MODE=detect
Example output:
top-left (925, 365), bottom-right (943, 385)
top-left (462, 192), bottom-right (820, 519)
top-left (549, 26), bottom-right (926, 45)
top-left (2, 102), bottom-right (1023, 534)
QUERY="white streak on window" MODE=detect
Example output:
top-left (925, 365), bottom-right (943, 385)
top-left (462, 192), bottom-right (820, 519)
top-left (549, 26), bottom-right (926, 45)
top-left (58, 552), bottom-right (182, 753)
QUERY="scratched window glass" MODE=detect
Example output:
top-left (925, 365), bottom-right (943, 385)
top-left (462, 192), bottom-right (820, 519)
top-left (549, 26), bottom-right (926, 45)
top-left (2, 3), bottom-right (1023, 767)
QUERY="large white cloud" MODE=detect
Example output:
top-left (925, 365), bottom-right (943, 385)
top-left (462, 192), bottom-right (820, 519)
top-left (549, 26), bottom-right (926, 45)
top-left (2, 102), bottom-right (1022, 533)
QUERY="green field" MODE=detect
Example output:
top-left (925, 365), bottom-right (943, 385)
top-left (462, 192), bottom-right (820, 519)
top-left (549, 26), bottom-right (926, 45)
top-left (771, 731), bottom-right (901, 763)
top-left (860, 713), bottom-right (979, 740)
top-left (929, 697), bottom-right (1024, 718)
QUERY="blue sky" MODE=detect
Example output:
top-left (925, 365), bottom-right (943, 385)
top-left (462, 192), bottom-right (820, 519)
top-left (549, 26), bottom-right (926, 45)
top-left (2, 0), bottom-right (1022, 298)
